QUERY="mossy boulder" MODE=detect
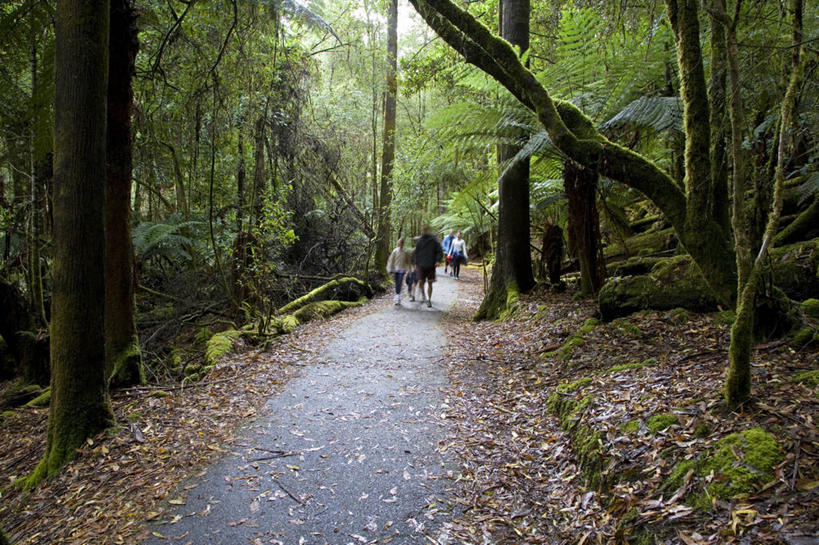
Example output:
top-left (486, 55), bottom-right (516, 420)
top-left (599, 256), bottom-right (720, 321)
top-left (599, 238), bottom-right (819, 321)
top-left (790, 327), bottom-right (818, 347)
top-left (664, 428), bottom-right (783, 507)
top-left (205, 329), bottom-right (241, 365)
top-left (603, 227), bottom-right (678, 259)
top-left (801, 298), bottom-right (819, 320)
top-left (704, 428), bottom-right (783, 500)
top-left (768, 238), bottom-right (819, 301)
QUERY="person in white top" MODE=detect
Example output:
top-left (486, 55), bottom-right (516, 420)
top-left (447, 232), bottom-right (468, 279)
top-left (386, 238), bottom-right (412, 304)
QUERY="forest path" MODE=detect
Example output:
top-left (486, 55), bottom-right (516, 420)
top-left (146, 268), bottom-right (461, 545)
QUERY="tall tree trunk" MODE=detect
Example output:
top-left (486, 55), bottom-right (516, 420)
top-left (105, 0), bottom-right (143, 387)
top-left (251, 116), bottom-right (266, 227)
top-left (28, 0), bottom-right (115, 487)
top-left (28, 24), bottom-right (48, 327)
top-left (374, 0), bottom-right (398, 273)
top-left (237, 127), bottom-right (246, 233)
top-left (475, 0), bottom-right (534, 320)
top-left (564, 161), bottom-right (605, 295)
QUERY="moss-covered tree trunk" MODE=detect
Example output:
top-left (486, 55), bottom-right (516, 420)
top-left (726, 0), bottom-right (803, 407)
top-left (28, 0), bottom-right (115, 487)
top-left (565, 161), bottom-right (605, 295)
top-left (475, 0), bottom-right (534, 320)
top-left (373, 0), bottom-right (398, 274)
top-left (105, 0), bottom-right (143, 387)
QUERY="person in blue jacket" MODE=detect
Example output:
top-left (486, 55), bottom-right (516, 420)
top-left (441, 229), bottom-right (455, 275)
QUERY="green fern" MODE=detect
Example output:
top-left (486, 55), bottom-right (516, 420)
top-left (132, 219), bottom-right (204, 263)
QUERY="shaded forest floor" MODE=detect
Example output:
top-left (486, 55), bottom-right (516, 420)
top-left (1, 265), bottom-right (818, 544)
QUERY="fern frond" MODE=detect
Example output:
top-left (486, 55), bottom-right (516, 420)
top-left (601, 96), bottom-right (683, 136)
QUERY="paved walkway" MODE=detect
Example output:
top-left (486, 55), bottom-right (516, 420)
top-left (146, 269), bottom-right (460, 545)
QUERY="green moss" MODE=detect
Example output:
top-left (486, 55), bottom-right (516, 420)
top-left (793, 370), bottom-right (819, 387)
top-left (557, 377), bottom-right (593, 393)
top-left (110, 342), bottom-right (144, 386)
top-left (663, 458), bottom-right (698, 493)
top-left (205, 329), bottom-right (241, 365)
top-left (572, 291), bottom-right (586, 301)
top-left (607, 358), bottom-right (657, 374)
top-left (127, 410), bottom-right (142, 422)
top-left (712, 310), bottom-right (736, 325)
top-left (621, 419), bottom-right (640, 434)
top-left (694, 422), bottom-right (710, 437)
top-left (790, 327), bottom-right (816, 346)
top-left (802, 299), bottom-right (819, 320)
top-left (24, 388), bottom-right (51, 407)
top-left (535, 305), bottom-right (549, 321)
top-left (194, 327), bottom-right (213, 345)
top-left (579, 317), bottom-right (600, 334)
top-left (611, 318), bottom-right (643, 337)
top-left (1, 410), bottom-right (15, 421)
top-left (561, 337), bottom-right (585, 360)
top-left (169, 348), bottom-right (185, 371)
top-left (148, 390), bottom-right (170, 398)
top-left (646, 413), bottom-right (678, 433)
top-left (281, 315), bottom-right (299, 333)
top-left (498, 285), bottom-right (521, 320)
top-left (669, 307), bottom-right (691, 324)
top-left (703, 428), bottom-right (783, 500)
top-left (183, 362), bottom-right (202, 376)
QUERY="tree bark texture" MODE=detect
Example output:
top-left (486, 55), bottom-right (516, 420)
top-left (105, 0), bottom-right (143, 387)
top-left (374, 0), bottom-right (398, 273)
top-left (475, 0), bottom-right (534, 320)
top-left (564, 162), bottom-right (606, 295)
top-left (29, 0), bottom-right (115, 487)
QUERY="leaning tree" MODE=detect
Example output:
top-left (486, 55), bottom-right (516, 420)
top-left (409, 0), bottom-right (807, 406)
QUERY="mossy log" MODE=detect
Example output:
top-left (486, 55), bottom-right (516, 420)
top-left (603, 227), bottom-right (678, 259)
top-left (775, 196), bottom-right (819, 246)
top-left (277, 276), bottom-right (371, 315)
top-left (599, 238), bottom-right (819, 321)
top-left (0, 381), bottom-right (45, 409)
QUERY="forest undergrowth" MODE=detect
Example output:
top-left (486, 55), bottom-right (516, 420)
top-left (440, 267), bottom-right (818, 544)
top-left (0, 266), bottom-right (817, 544)
top-left (0, 301), bottom-right (383, 544)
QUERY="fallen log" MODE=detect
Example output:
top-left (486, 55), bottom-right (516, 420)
top-left (277, 276), bottom-right (371, 315)
top-left (599, 238), bottom-right (819, 321)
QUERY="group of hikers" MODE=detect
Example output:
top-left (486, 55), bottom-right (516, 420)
top-left (385, 226), bottom-right (468, 307)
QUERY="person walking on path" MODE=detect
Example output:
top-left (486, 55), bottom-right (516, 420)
top-left (414, 225), bottom-right (443, 307)
top-left (441, 229), bottom-right (455, 274)
top-left (386, 237), bottom-right (411, 304)
top-left (447, 232), bottom-right (468, 279)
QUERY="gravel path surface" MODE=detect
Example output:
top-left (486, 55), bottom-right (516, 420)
top-left (146, 269), bottom-right (461, 545)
